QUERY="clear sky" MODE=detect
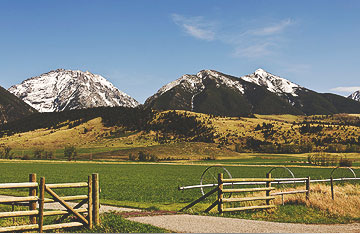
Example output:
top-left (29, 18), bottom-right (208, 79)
top-left (0, 0), bottom-right (359, 103)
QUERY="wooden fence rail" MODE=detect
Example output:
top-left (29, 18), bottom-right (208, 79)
top-left (218, 173), bottom-right (277, 213)
top-left (179, 177), bottom-right (360, 191)
top-left (180, 172), bottom-right (360, 213)
top-left (0, 173), bottom-right (100, 233)
top-left (180, 174), bottom-right (315, 213)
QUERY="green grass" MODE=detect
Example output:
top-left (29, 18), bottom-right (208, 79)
top-left (63, 212), bottom-right (170, 233)
top-left (0, 206), bottom-right (168, 233)
top-left (0, 204), bottom-right (29, 228)
top-left (0, 161), bottom-right (359, 229)
top-left (0, 161), bottom-right (358, 210)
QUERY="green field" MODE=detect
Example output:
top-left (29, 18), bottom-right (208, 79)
top-left (0, 161), bottom-right (358, 210)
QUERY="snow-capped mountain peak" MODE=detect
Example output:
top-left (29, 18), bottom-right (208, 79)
top-left (8, 69), bottom-right (139, 112)
top-left (254, 68), bottom-right (268, 77)
top-left (154, 69), bottom-right (245, 98)
top-left (349, 90), bottom-right (360, 101)
top-left (240, 68), bottom-right (300, 96)
top-left (145, 69), bottom-right (246, 112)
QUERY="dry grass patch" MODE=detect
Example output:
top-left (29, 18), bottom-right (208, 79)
top-left (282, 183), bottom-right (360, 218)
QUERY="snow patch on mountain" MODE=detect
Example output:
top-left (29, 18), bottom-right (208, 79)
top-left (8, 69), bottom-right (139, 112)
top-left (157, 74), bottom-right (204, 96)
top-left (197, 70), bottom-right (245, 94)
top-left (155, 70), bottom-right (244, 98)
top-left (349, 90), bottom-right (360, 101)
top-left (240, 68), bottom-right (300, 96)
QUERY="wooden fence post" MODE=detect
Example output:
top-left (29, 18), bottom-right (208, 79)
top-left (28, 173), bottom-right (37, 224)
top-left (92, 173), bottom-right (100, 225)
top-left (266, 173), bottom-right (271, 205)
top-left (306, 176), bottom-right (310, 200)
top-left (38, 177), bottom-right (45, 233)
top-left (217, 173), bottom-right (223, 214)
top-left (88, 175), bottom-right (93, 229)
top-left (330, 176), bottom-right (334, 200)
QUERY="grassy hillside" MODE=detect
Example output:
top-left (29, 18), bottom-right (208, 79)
top-left (0, 108), bottom-right (359, 161)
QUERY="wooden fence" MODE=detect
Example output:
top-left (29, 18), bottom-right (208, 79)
top-left (0, 173), bottom-right (99, 233)
top-left (217, 173), bottom-right (276, 213)
top-left (179, 168), bottom-right (360, 214)
top-left (180, 173), bottom-right (312, 213)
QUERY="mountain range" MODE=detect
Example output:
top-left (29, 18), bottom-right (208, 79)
top-left (3, 68), bottom-right (360, 120)
top-left (145, 69), bottom-right (360, 116)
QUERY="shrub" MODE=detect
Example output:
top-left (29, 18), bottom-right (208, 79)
top-left (64, 146), bottom-right (77, 161)
top-left (339, 158), bottom-right (353, 167)
top-left (33, 148), bottom-right (44, 159)
top-left (21, 154), bottom-right (30, 160)
top-left (307, 155), bottom-right (312, 164)
top-left (308, 152), bottom-right (338, 166)
top-left (129, 151), bottom-right (158, 162)
top-left (128, 153), bottom-right (137, 161)
top-left (44, 151), bottom-right (54, 159)
top-left (138, 151), bottom-right (147, 161)
top-left (0, 145), bottom-right (13, 159)
top-left (204, 155), bottom-right (216, 160)
top-left (149, 154), bottom-right (159, 162)
top-left (234, 143), bottom-right (245, 153)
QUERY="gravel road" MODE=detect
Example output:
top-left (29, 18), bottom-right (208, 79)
top-left (129, 214), bottom-right (360, 233)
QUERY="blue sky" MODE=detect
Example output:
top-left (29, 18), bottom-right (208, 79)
top-left (0, 0), bottom-right (359, 103)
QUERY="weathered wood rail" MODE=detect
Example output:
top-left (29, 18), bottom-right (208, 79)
top-left (180, 173), bottom-right (279, 213)
top-left (0, 173), bottom-right (100, 233)
top-left (179, 166), bottom-right (360, 212)
top-left (217, 173), bottom-right (276, 213)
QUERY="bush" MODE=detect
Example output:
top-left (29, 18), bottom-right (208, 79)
top-left (138, 151), bottom-right (148, 161)
top-left (128, 153), bottom-right (137, 161)
top-left (21, 154), bottom-right (30, 160)
top-left (0, 145), bottom-right (13, 159)
top-left (204, 155), bottom-right (216, 160)
top-left (44, 151), bottom-right (54, 159)
top-left (129, 151), bottom-right (158, 162)
top-left (234, 143), bottom-right (245, 153)
top-left (33, 148), bottom-right (44, 159)
top-left (308, 152), bottom-right (338, 166)
top-left (64, 146), bottom-right (77, 161)
top-left (149, 154), bottom-right (158, 162)
top-left (339, 158), bottom-right (353, 167)
top-left (307, 155), bottom-right (312, 164)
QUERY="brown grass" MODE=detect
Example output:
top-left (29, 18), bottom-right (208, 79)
top-left (279, 183), bottom-right (360, 218)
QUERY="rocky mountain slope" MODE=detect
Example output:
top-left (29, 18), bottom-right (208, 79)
top-left (9, 69), bottom-right (139, 112)
top-left (349, 90), bottom-right (360, 101)
top-left (145, 69), bottom-right (360, 116)
top-left (0, 86), bottom-right (36, 124)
